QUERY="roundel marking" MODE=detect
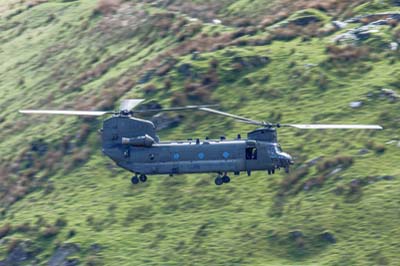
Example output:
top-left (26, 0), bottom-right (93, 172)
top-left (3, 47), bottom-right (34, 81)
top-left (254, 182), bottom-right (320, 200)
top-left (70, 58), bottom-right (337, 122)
top-left (223, 151), bottom-right (230, 159)
top-left (173, 153), bottom-right (180, 160)
top-left (198, 152), bottom-right (205, 160)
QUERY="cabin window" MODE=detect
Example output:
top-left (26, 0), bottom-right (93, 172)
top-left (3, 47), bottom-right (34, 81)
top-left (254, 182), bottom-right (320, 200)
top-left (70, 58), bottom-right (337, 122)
top-left (276, 145), bottom-right (283, 152)
top-left (246, 147), bottom-right (257, 160)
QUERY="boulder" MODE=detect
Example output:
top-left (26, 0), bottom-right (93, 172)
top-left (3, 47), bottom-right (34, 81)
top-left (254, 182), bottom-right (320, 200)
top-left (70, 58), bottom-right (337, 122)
top-left (177, 63), bottom-right (193, 77)
top-left (328, 167), bottom-right (342, 177)
top-left (381, 88), bottom-right (399, 100)
top-left (358, 148), bottom-right (370, 155)
top-left (48, 244), bottom-right (80, 266)
top-left (332, 20), bottom-right (347, 29)
top-left (0, 241), bottom-right (37, 266)
top-left (306, 156), bottom-right (324, 166)
top-left (212, 19), bottom-right (222, 25)
top-left (390, 42), bottom-right (398, 51)
top-left (349, 101), bottom-right (363, 108)
top-left (138, 69), bottom-right (155, 84)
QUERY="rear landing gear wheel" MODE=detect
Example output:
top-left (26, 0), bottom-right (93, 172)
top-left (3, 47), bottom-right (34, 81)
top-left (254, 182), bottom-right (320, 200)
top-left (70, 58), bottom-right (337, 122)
top-left (222, 175), bottom-right (230, 183)
top-left (139, 174), bottom-right (147, 183)
top-left (215, 177), bottom-right (223, 186)
top-left (131, 176), bottom-right (139, 185)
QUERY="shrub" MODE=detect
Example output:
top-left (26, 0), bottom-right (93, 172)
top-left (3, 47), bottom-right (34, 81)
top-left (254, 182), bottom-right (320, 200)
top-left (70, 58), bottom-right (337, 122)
top-left (394, 27), bottom-right (400, 41)
top-left (0, 224), bottom-right (12, 239)
top-left (317, 155), bottom-right (354, 172)
top-left (171, 92), bottom-right (186, 106)
top-left (233, 18), bottom-right (254, 27)
top-left (326, 45), bottom-right (370, 63)
top-left (143, 84), bottom-right (157, 95)
top-left (281, 166), bottom-right (309, 190)
top-left (71, 148), bottom-right (90, 166)
top-left (6, 239), bottom-right (20, 254)
top-left (94, 0), bottom-right (121, 15)
top-left (163, 79), bottom-right (172, 90)
top-left (67, 229), bottom-right (76, 239)
top-left (55, 218), bottom-right (68, 227)
top-left (366, 141), bottom-right (386, 154)
top-left (210, 59), bottom-right (219, 69)
top-left (87, 255), bottom-right (104, 266)
top-left (334, 184), bottom-right (346, 195)
top-left (316, 74), bottom-right (329, 91)
top-left (41, 226), bottom-right (60, 238)
top-left (15, 223), bottom-right (31, 233)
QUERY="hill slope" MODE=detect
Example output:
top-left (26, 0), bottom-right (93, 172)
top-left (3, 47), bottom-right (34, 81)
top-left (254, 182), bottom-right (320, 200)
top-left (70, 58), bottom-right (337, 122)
top-left (1, 0), bottom-right (400, 265)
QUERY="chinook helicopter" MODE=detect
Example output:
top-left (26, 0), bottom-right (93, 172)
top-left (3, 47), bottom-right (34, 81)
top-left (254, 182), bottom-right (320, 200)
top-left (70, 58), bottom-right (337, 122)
top-left (20, 99), bottom-right (382, 186)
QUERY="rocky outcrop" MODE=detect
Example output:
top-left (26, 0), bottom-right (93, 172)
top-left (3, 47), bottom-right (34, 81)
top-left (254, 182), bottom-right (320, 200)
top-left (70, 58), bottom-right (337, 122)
top-left (333, 12), bottom-right (400, 43)
top-left (0, 241), bottom-right (38, 266)
top-left (48, 244), bottom-right (80, 266)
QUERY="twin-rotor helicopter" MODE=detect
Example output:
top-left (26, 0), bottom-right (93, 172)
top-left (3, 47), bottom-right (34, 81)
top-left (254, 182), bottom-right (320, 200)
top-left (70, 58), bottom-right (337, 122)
top-left (20, 99), bottom-right (382, 186)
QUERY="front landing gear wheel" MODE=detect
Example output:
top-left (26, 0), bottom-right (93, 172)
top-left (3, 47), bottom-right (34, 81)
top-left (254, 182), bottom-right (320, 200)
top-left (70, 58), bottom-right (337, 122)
top-left (222, 175), bottom-right (230, 183)
top-left (215, 177), bottom-right (223, 186)
top-left (139, 174), bottom-right (147, 183)
top-left (131, 176), bottom-right (139, 185)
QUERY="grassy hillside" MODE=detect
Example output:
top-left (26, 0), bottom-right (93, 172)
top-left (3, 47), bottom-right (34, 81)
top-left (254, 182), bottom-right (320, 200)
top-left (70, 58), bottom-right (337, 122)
top-left (1, 0), bottom-right (400, 265)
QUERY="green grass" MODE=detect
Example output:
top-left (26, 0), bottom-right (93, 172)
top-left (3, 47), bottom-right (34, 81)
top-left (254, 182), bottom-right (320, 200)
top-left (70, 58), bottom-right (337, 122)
top-left (1, 0), bottom-right (400, 265)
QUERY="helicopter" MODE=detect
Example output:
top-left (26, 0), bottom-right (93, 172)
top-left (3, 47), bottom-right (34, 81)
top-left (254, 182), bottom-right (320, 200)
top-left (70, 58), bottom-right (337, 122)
top-left (20, 99), bottom-right (383, 186)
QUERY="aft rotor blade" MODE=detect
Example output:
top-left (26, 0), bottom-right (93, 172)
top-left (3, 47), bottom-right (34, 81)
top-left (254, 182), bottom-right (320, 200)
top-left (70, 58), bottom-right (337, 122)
top-left (199, 107), bottom-right (267, 126)
top-left (282, 124), bottom-right (383, 130)
top-left (133, 104), bottom-right (219, 113)
top-left (19, 110), bottom-right (112, 116)
top-left (120, 99), bottom-right (145, 111)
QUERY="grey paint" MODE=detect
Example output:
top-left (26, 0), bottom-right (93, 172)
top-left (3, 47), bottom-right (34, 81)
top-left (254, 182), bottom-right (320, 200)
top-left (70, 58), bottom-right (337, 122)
top-left (101, 116), bottom-right (293, 175)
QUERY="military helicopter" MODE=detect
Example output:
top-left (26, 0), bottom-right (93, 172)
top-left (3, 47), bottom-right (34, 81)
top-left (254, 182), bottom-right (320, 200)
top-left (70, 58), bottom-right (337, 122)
top-left (20, 99), bottom-right (382, 186)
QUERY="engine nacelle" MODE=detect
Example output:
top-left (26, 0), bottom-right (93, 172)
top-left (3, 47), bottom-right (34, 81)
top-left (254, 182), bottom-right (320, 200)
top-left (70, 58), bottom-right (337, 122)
top-left (122, 134), bottom-right (155, 147)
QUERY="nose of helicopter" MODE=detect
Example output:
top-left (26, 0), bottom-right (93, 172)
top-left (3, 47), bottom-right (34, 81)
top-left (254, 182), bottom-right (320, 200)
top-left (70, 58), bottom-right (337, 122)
top-left (279, 152), bottom-right (294, 166)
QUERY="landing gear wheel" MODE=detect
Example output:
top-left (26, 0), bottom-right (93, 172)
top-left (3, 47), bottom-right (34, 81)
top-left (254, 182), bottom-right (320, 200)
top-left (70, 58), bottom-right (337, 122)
top-left (131, 176), bottom-right (139, 185)
top-left (139, 174), bottom-right (147, 182)
top-left (271, 169), bottom-right (275, 174)
top-left (285, 166), bottom-right (290, 173)
top-left (222, 175), bottom-right (230, 183)
top-left (215, 177), bottom-right (223, 186)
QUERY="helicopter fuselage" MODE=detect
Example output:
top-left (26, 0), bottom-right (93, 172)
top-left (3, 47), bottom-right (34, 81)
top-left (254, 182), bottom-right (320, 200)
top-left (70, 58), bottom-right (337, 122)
top-left (101, 116), bottom-right (293, 176)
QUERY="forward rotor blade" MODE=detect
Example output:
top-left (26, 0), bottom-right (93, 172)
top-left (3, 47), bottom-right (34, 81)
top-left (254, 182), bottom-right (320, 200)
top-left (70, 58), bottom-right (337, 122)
top-left (120, 99), bottom-right (145, 111)
top-left (133, 104), bottom-right (220, 113)
top-left (199, 107), bottom-right (267, 126)
top-left (19, 110), bottom-right (111, 116)
top-left (282, 124), bottom-right (383, 130)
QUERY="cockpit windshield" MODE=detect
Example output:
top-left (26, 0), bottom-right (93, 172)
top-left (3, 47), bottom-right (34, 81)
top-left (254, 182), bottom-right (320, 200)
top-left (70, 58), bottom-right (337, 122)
top-left (276, 145), bottom-right (283, 153)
